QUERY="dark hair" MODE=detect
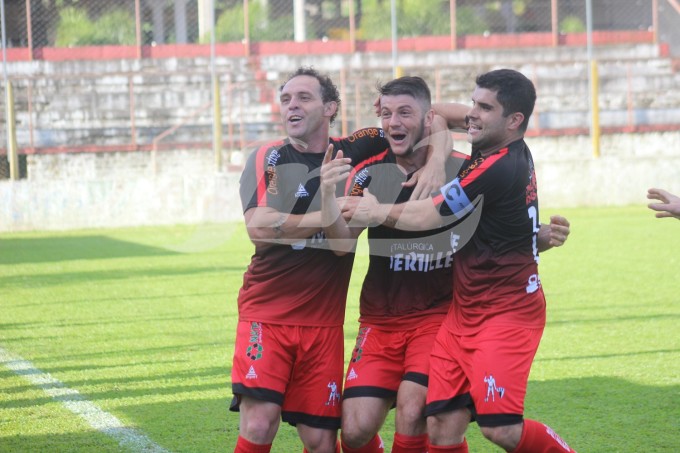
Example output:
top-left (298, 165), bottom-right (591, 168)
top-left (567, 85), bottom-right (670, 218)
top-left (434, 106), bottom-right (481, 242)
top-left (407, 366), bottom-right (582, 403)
top-left (475, 69), bottom-right (536, 132)
top-left (281, 66), bottom-right (341, 124)
top-left (378, 76), bottom-right (432, 112)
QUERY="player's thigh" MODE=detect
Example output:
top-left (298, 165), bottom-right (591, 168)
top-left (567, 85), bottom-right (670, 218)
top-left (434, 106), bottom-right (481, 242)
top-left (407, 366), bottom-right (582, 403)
top-left (282, 326), bottom-right (344, 426)
top-left (344, 326), bottom-right (405, 398)
top-left (469, 325), bottom-right (543, 424)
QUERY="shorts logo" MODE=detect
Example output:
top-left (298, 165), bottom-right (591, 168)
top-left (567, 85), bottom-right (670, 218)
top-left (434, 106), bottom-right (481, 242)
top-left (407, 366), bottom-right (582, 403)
top-left (351, 327), bottom-right (371, 363)
top-left (326, 380), bottom-right (340, 406)
top-left (245, 366), bottom-right (258, 379)
top-left (347, 368), bottom-right (359, 381)
top-left (484, 374), bottom-right (505, 402)
top-left (246, 322), bottom-right (264, 361)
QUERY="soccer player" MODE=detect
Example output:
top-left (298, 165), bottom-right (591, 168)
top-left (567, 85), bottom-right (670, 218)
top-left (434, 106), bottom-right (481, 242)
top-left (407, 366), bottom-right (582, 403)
top-left (321, 75), bottom-right (571, 453)
top-left (232, 67), bottom-right (456, 453)
top-left (338, 69), bottom-right (577, 453)
top-left (647, 187), bottom-right (680, 219)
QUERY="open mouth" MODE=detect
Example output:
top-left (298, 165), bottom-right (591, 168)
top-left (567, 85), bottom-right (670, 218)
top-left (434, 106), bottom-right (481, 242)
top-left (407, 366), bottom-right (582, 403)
top-left (288, 115), bottom-right (303, 124)
top-left (390, 133), bottom-right (407, 143)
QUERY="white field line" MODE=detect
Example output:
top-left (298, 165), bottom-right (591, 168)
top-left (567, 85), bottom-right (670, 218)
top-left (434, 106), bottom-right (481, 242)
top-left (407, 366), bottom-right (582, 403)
top-left (0, 347), bottom-right (170, 453)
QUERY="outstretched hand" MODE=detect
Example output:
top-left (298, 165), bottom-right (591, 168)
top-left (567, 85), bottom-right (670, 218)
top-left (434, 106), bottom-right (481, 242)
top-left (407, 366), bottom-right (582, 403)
top-left (320, 144), bottom-right (351, 196)
top-left (647, 187), bottom-right (680, 220)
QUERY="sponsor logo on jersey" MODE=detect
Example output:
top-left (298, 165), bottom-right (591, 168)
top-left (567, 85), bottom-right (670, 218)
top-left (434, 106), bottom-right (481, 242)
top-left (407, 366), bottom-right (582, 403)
top-left (389, 250), bottom-right (453, 272)
top-left (347, 127), bottom-right (381, 142)
top-left (266, 150), bottom-right (281, 195)
top-left (526, 274), bottom-right (541, 293)
top-left (526, 169), bottom-right (538, 205)
top-left (483, 374), bottom-right (505, 402)
top-left (295, 183), bottom-right (309, 198)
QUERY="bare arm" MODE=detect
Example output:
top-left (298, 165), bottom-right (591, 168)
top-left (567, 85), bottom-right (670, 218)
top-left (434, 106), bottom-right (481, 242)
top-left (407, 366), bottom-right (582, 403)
top-left (341, 188), bottom-right (443, 231)
top-left (244, 206), bottom-right (322, 249)
top-left (404, 114), bottom-right (453, 200)
top-left (432, 102), bottom-right (470, 131)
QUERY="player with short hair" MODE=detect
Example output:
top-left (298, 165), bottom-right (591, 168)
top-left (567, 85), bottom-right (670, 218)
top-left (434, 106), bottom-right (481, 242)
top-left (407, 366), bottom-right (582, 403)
top-left (338, 69), bottom-right (577, 453)
top-left (232, 67), bottom-right (457, 453)
top-left (321, 75), bottom-right (571, 453)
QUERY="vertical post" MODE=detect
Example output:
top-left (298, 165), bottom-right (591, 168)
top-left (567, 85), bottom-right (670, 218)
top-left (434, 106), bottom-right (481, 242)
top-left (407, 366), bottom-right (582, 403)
top-left (210, 0), bottom-right (222, 172)
top-left (340, 68), bottom-right (348, 137)
top-left (348, 0), bottom-right (356, 53)
top-left (25, 0), bottom-right (33, 60)
top-left (652, 0), bottom-right (659, 44)
top-left (3, 0), bottom-right (19, 180)
top-left (129, 76), bottom-right (137, 148)
top-left (294, 0), bottom-right (306, 42)
top-left (551, 0), bottom-right (558, 47)
top-left (450, 0), bottom-right (457, 50)
top-left (135, 0), bottom-right (142, 58)
top-left (586, 0), bottom-right (600, 158)
top-left (391, 0), bottom-right (398, 78)
top-left (243, 0), bottom-right (250, 57)
top-left (6, 83), bottom-right (19, 180)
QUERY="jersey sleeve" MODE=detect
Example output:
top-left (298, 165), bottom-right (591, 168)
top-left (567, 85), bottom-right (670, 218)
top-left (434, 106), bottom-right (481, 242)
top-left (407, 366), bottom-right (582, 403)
top-left (333, 127), bottom-right (391, 166)
top-left (435, 148), bottom-right (509, 219)
top-left (239, 141), bottom-right (302, 214)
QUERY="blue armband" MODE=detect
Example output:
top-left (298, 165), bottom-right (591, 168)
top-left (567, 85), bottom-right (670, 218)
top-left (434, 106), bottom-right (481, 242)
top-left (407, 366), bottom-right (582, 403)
top-left (440, 178), bottom-right (474, 218)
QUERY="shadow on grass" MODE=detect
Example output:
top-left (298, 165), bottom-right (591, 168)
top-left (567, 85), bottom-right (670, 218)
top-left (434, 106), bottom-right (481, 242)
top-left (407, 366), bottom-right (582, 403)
top-left (1, 376), bottom-right (678, 452)
top-left (0, 264), bottom-right (242, 289)
top-left (0, 235), bottom-right (179, 265)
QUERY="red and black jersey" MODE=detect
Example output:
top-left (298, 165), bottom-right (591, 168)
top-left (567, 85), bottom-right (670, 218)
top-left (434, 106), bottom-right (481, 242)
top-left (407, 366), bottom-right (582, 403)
top-left (436, 139), bottom-right (545, 334)
top-left (348, 150), bottom-right (469, 329)
top-left (237, 129), bottom-right (390, 327)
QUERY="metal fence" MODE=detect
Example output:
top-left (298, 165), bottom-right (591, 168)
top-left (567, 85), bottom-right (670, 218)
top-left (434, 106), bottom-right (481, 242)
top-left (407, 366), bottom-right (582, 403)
top-left (4, 0), bottom-right (674, 49)
top-left (2, 0), bottom-right (680, 180)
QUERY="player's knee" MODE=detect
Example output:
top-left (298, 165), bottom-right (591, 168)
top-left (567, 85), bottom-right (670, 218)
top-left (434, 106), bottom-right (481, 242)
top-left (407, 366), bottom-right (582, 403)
top-left (340, 420), bottom-right (375, 449)
top-left (395, 400), bottom-right (425, 430)
top-left (479, 424), bottom-right (521, 450)
top-left (301, 430), bottom-right (338, 453)
top-left (240, 417), bottom-right (277, 444)
top-left (239, 403), bottom-right (280, 443)
top-left (426, 413), bottom-right (448, 444)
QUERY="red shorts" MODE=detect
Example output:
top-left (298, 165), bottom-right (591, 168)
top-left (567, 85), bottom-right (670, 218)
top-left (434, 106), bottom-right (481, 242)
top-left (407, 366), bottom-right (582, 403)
top-left (343, 320), bottom-right (442, 399)
top-left (425, 324), bottom-right (544, 427)
top-left (231, 321), bottom-right (344, 429)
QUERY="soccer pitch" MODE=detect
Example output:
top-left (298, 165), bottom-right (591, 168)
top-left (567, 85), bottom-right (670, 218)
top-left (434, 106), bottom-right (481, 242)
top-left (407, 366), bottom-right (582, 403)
top-left (1, 206), bottom-right (678, 452)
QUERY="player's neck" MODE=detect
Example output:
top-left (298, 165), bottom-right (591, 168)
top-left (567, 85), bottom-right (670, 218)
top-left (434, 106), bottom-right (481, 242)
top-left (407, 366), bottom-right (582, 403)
top-left (396, 147), bottom-right (427, 174)
top-left (289, 130), bottom-right (330, 154)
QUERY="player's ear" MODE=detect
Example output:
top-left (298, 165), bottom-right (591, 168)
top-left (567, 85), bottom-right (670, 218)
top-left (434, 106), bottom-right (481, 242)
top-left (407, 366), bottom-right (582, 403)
top-left (324, 101), bottom-right (338, 118)
top-left (424, 108), bottom-right (435, 128)
top-left (507, 112), bottom-right (524, 131)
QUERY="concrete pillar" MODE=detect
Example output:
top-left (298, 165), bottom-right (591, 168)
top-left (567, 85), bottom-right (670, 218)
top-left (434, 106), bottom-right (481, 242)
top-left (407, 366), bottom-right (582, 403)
top-left (174, 0), bottom-right (189, 43)
top-left (150, 0), bottom-right (165, 44)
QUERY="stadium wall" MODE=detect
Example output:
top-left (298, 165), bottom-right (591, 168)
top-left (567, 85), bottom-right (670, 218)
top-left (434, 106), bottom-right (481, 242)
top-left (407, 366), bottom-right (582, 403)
top-left (1, 130), bottom-right (679, 232)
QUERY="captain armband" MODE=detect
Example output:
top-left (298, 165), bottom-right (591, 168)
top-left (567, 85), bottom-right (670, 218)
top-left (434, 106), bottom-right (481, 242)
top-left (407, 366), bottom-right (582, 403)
top-left (438, 178), bottom-right (474, 219)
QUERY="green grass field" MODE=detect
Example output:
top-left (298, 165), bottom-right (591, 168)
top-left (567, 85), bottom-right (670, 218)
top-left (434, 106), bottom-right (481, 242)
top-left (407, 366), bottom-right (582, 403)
top-left (1, 206), bottom-right (679, 452)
